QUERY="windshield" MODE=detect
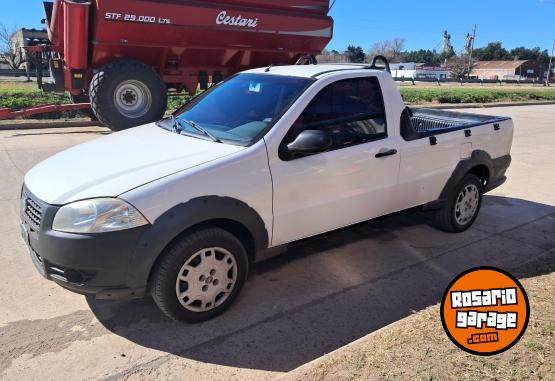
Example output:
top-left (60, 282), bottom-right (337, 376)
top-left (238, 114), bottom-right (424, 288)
top-left (171, 73), bottom-right (314, 145)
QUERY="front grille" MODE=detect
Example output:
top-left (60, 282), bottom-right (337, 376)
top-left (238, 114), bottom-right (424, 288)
top-left (22, 190), bottom-right (43, 228)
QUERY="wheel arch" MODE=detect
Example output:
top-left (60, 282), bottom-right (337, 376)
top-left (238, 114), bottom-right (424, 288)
top-left (145, 218), bottom-right (256, 289)
top-left (467, 164), bottom-right (490, 188)
top-left (126, 196), bottom-right (269, 290)
top-left (438, 150), bottom-right (494, 200)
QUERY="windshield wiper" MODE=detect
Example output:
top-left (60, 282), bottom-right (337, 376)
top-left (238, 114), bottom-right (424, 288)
top-left (178, 118), bottom-right (222, 143)
top-left (162, 115), bottom-right (222, 143)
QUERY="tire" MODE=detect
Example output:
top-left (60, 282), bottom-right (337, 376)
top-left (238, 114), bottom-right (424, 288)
top-left (89, 59), bottom-right (167, 131)
top-left (433, 174), bottom-right (483, 233)
top-left (150, 228), bottom-right (249, 323)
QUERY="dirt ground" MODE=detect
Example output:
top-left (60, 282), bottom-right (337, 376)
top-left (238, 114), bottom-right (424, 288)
top-left (281, 254), bottom-right (555, 381)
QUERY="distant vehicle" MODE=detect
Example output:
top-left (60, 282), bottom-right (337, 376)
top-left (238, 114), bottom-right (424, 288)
top-left (21, 58), bottom-right (513, 322)
top-left (34, 0), bottom-right (333, 130)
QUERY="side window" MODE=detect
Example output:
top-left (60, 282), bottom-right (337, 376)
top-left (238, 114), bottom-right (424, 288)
top-left (284, 77), bottom-right (387, 150)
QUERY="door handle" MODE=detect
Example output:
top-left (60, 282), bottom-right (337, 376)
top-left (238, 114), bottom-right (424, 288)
top-left (375, 149), bottom-right (398, 158)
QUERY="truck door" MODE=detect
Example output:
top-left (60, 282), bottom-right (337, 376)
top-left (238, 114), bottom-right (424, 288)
top-left (267, 76), bottom-right (401, 246)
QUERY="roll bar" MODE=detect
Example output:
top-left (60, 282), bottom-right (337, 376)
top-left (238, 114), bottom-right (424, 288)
top-left (367, 55), bottom-right (390, 73)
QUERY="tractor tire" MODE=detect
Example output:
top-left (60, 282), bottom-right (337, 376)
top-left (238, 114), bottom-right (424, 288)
top-left (89, 60), bottom-right (167, 131)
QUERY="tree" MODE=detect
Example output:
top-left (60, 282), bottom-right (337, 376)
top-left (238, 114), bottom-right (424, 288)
top-left (399, 49), bottom-right (442, 65)
top-left (448, 55), bottom-right (475, 79)
top-left (345, 45), bottom-right (365, 63)
top-left (368, 38), bottom-right (405, 62)
top-left (473, 42), bottom-right (510, 61)
top-left (510, 46), bottom-right (550, 66)
top-left (318, 48), bottom-right (348, 63)
top-left (0, 24), bottom-right (25, 69)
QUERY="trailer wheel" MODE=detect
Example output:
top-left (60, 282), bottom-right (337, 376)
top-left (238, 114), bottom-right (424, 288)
top-left (89, 60), bottom-right (167, 131)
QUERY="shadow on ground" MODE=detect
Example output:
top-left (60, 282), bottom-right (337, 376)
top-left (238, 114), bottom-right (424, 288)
top-left (87, 195), bottom-right (555, 372)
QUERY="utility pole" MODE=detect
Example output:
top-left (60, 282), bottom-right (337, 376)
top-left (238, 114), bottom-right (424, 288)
top-left (467, 24), bottom-right (477, 78)
top-left (546, 38), bottom-right (555, 87)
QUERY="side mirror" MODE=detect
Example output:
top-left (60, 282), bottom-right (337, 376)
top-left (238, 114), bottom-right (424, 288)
top-left (287, 130), bottom-right (333, 155)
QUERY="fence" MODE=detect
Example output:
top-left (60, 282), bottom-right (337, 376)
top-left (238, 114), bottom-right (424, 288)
top-left (0, 69), bottom-right (50, 78)
top-left (394, 76), bottom-right (555, 86)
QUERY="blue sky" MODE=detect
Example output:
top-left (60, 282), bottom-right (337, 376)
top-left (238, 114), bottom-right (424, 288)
top-left (1, 0), bottom-right (554, 53)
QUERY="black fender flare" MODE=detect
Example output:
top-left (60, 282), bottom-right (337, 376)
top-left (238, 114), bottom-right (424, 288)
top-left (424, 150), bottom-right (511, 211)
top-left (125, 196), bottom-right (269, 288)
top-left (439, 150), bottom-right (495, 200)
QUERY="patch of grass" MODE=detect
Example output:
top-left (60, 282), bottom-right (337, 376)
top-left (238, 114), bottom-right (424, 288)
top-left (167, 94), bottom-right (193, 113)
top-left (0, 90), bottom-right (81, 119)
top-left (0, 80), bottom-right (194, 119)
top-left (400, 87), bottom-right (555, 104)
top-left (0, 80), bottom-right (39, 93)
top-left (0, 90), bottom-right (71, 109)
top-left (0, 81), bottom-right (80, 119)
top-left (525, 341), bottom-right (546, 352)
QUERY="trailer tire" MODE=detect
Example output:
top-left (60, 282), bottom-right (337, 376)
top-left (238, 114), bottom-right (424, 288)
top-left (89, 60), bottom-right (167, 131)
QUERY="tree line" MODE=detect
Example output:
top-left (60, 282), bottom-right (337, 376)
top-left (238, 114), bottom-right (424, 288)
top-left (321, 39), bottom-right (552, 67)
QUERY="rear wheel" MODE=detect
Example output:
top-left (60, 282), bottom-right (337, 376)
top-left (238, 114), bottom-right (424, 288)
top-left (150, 228), bottom-right (248, 323)
top-left (433, 174), bottom-right (483, 232)
top-left (89, 59), bottom-right (167, 131)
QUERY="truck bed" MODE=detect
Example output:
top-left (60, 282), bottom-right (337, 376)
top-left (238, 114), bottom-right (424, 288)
top-left (403, 107), bottom-right (510, 140)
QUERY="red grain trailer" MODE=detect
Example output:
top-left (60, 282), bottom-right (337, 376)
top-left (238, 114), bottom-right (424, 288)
top-left (36, 0), bottom-right (334, 130)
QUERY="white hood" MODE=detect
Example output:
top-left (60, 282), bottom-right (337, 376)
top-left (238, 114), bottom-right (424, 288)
top-left (24, 123), bottom-right (246, 205)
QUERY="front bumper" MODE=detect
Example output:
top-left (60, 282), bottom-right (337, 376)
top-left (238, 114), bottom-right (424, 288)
top-left (20, 187), bottom-right (150, 299)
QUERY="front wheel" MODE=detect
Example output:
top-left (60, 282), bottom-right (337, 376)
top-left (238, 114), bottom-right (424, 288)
top-left (150, 228), bottom-right (248, 323)
top-left (433, 174), bottom-right (483, 232)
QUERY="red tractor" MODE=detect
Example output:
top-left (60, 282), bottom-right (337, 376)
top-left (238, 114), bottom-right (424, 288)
top-left (32, 0), bottom-right (333, 130)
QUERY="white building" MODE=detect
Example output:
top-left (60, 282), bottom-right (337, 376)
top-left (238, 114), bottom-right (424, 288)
top-left (390, 62), bottom-right (451, 80)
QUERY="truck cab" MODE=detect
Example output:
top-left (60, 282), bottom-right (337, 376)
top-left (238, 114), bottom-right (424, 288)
top-left (21, 60), bottom-right (513, 322)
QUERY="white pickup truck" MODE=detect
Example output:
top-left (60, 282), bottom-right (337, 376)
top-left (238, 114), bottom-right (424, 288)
top-left (20, 57), bottom-right (513, 322)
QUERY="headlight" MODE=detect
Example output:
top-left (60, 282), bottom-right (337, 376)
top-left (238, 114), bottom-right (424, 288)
top-left (53, 198), bottom-right (149, 234)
